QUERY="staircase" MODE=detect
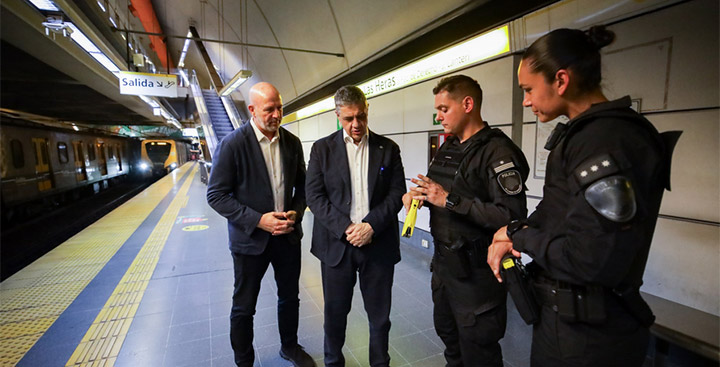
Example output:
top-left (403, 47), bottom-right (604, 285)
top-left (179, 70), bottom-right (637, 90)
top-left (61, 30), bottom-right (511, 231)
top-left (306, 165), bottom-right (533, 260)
top-left (201, 90), bottom-right (235, 143)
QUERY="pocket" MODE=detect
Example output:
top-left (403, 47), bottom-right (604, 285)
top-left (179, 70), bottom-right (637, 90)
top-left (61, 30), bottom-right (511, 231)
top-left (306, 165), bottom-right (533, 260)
top-left (459, 303), bottom-right (507, 345)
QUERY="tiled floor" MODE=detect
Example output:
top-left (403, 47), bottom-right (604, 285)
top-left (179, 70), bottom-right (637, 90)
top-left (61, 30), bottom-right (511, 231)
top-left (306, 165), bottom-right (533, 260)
top-left (9, 165), bottom-right (533, 367)
top-left (113, 167), bottom-right (534, 366)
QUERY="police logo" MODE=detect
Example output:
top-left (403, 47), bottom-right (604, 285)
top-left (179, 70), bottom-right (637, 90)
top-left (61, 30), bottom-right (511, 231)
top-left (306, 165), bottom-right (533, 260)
top-left (497, 169), bottom-right (523, 195)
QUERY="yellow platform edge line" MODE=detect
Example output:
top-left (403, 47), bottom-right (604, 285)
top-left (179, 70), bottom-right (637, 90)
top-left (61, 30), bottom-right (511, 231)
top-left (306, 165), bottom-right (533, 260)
top-left (0, 163), bottom-right (196, 367)
top-left (66, 164), bottom-right (198, 367)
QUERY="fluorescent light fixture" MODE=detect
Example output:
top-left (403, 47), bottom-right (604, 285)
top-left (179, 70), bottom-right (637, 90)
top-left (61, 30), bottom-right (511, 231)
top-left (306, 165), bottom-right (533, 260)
top-left (72, 123), bottom-right (79, 131)
top-left (296, 25), bottom-right (510, 120)
top-left (28, 0), bottom-right (59, 11)
top-left (219, 70), bottom-right (252, 97)
top-left (97, 0), bottom-right (106, 12)
top-left (108, 17), bottom-right (117, 28)
top-left (178, 69), bottom-right (190, 86)
top-left (178, 31), bottom-right (192, 68)
top-left (168, 119), bottom-right (182, 129)
top-left (297, 97), bottom-right (335, 119)
top-left (120, 33), bottom-right (126, 40)
top-left (140, 95), bottom-right (160, 108)
top-left (66, 23), bottom-right (120, 74)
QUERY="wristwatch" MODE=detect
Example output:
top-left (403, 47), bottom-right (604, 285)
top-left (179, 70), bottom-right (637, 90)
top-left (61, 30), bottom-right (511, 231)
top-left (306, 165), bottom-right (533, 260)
top-left (445, 193), bottom-right (460, 210)
top-left (506, 220), bottom-right (528, 240)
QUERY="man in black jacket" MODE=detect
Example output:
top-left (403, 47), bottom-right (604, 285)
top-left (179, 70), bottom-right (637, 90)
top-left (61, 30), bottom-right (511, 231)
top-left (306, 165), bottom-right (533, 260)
top-left (306, 86), bottom-right (405, 367)
top-left (207, 82), bottom-right (314, 367)
top-left (404, 75), bottom-right (529, 367)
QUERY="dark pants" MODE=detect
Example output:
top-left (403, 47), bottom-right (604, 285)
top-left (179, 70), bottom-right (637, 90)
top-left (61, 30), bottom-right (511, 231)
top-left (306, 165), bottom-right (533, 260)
top-left (230, 236), bottom-right (301, 367)
top-left (432, 258), bottom-right (506, 367)
top-left (530, 282), bottom-right (649, 367)
top-left (321, 246), bottom-right (395, 367)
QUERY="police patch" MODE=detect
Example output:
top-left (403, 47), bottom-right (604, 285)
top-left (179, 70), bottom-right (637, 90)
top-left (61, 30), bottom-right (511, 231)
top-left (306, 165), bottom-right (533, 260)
top-left (497, 169), bottom-right (523, 195)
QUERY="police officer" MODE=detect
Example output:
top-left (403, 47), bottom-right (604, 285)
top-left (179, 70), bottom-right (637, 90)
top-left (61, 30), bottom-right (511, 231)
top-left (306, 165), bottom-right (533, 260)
top-left (404, 75), bottom-right (529, 367)
top-left (487, 26), bottom-right (680, 367)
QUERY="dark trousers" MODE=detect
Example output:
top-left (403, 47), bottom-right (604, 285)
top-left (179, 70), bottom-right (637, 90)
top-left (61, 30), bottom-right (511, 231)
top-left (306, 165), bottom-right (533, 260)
top-left (230, 236), bottom-right (301, 367)
top-left (321, 246), bottom-right (395, 367)
top-left (432, 261), bottom-right (506, 367)
top-left (530, 282), bottom-right (649, 367)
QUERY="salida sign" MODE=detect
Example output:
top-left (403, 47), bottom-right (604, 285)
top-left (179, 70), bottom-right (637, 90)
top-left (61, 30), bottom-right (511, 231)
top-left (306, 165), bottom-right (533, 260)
top-left (118, 71), bottom-right (178, 98)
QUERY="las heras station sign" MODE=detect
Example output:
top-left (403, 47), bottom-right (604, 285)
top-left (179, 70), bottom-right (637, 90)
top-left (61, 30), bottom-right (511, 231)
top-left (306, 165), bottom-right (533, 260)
top-left (118, 71), bottom-right (178, 98)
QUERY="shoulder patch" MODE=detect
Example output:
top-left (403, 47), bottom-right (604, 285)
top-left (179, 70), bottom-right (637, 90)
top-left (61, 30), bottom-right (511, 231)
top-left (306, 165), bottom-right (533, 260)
top-left (574, 153), bottom-right (620, 188)
top-left (497, 169), bottom-right (523, 195)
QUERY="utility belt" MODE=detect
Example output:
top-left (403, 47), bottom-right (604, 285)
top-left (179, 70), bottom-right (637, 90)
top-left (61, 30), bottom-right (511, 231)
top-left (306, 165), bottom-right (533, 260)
top-left (533, 276), bottom-right (608, 324)
top-left (532, 275), bottom-right (655, 327)
top-left (433, 237), bottom-right (486, 278)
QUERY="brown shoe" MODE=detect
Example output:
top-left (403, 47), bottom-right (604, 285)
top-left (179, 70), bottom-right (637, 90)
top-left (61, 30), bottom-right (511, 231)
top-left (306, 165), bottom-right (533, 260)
top-left (279, 344), bottom-right (316, 367)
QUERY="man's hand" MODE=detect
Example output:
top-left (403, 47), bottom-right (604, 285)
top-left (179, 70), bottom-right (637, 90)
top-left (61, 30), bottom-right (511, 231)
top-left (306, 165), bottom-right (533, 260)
top-left (487, 225), bottom-right (522, 283)
top-left (402, 188), bottom-right (424, 212)
top-left (283, 210), bottom-right (297, 222)
top-left (345, 222), bottom-right (374, 247)
top-left (411, 174), bottom-right (448, 208)
top-left (258, 212), bottom-right (295, 236)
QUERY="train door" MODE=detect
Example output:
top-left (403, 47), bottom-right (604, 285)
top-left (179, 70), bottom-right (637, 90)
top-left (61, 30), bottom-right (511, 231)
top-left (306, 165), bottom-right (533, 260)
top-left (97, 142), bottom-right (108, 175)
top-left (73, 141), bottom-right (88, 181)
top-left (31, 137), bottom-right (54, 191)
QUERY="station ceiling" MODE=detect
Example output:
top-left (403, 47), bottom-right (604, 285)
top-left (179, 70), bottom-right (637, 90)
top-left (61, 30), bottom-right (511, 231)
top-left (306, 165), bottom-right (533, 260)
top-left (0, 0), bottom-right (554, 136)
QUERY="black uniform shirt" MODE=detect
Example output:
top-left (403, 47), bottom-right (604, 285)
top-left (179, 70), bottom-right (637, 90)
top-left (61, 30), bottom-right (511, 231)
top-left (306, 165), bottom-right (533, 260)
top-left (513, 97), bottom-right (667, 288)
top-left (428, 125), bottom-right (530, 245)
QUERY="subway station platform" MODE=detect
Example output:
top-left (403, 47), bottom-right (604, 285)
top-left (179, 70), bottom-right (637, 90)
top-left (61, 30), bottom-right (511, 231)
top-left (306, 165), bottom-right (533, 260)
top-left (0, 162), bottom-right (533, 367)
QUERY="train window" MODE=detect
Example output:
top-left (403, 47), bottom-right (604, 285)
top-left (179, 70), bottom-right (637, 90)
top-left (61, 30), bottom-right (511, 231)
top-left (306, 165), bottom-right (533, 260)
top-left (57, 142), bottom-right (69, 163)
top-left (10, 139), bottom-right (24, 168)
top-left (88, 143), bottom-right (96, 161)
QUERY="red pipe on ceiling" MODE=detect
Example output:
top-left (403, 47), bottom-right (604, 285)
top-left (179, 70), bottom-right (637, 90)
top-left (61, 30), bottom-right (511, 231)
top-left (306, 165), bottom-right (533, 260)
top-left (129, 0), bottom-right (174, 70)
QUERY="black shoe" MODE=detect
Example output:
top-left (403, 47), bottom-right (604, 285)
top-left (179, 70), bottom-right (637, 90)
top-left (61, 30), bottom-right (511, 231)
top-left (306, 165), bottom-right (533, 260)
top-left (279, 344), bottom-right (316, 367)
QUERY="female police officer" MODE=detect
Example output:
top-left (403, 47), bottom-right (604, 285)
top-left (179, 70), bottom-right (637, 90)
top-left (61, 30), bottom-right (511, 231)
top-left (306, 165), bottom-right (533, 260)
top-left (487, 26), bottom-right (679, 366)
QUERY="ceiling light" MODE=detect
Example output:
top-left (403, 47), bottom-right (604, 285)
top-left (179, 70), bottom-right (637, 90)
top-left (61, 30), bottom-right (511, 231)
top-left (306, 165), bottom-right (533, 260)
top-left (108, 17), bottom-right (117, 28)
top-left (178, 30), bottom-right (192, 68)
top-left (219, 70), bottom-right (252, 97)
top-left (28, 0), bottom-right (59, 11)
top-left (65, 23), bottom-right (120, 74)
top-left (97, 0), bottom-right (106, 12)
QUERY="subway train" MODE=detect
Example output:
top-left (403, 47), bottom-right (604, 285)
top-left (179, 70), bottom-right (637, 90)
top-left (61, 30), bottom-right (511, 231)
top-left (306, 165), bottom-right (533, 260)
top-left (0, 118), bottom-right (134, 222)
top-left (138, 139), bottom-right (192, 177)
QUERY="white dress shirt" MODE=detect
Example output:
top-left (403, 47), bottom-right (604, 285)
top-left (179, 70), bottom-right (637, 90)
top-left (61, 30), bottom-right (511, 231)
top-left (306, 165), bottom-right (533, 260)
top-left (343, 129), bottom-right (370, 224)
top-left (251, 119), bottom-right (284, 212)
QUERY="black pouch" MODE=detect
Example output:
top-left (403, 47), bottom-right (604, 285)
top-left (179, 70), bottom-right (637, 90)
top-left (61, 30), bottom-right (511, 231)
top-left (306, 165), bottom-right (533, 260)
top-left (437, 238), bottom-right (471, 278)
top-left (500, 257), bottom-right (540, 325)
top-left (556, 283), bottom-right (607, 324)
top-left (576, 285), bottom-right (607, 324)
top-left (556, 284), bottom-right (578, 322)
top-left (465, 237), bottom-right (490, 268)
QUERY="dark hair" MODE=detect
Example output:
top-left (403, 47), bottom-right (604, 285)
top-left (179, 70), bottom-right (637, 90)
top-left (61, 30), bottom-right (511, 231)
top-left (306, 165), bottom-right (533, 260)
top-left (334, 85), bottom-right (367, 113)
top-left (433, 75), bottom-right (483, 108)
top-left (522, 25), bottom-right (615, 93)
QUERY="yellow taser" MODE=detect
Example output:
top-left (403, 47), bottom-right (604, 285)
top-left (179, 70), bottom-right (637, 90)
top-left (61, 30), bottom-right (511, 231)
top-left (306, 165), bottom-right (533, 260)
top-left (401, 199), bottom-right (420, 237)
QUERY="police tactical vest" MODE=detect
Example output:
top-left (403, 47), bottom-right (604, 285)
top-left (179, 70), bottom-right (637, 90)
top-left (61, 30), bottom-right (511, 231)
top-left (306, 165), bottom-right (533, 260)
top-left (427, 129), bottom-right (507, 243)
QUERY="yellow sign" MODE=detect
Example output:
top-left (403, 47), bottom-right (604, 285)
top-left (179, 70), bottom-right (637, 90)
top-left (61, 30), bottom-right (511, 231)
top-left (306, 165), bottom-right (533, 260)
top-left (182, 225), bottom-right (209, 231)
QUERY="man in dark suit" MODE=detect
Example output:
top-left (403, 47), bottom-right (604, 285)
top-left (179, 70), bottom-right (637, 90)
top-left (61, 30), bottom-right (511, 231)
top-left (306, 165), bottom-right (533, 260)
top-left (207, 82), bottom-right (315, 367)
top-left (306, 86), bottom-right (406, 367)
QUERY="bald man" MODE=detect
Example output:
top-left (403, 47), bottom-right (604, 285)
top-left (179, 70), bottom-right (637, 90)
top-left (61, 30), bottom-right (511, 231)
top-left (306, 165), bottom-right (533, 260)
top-left (208, 82), bottom-right (315, 367)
